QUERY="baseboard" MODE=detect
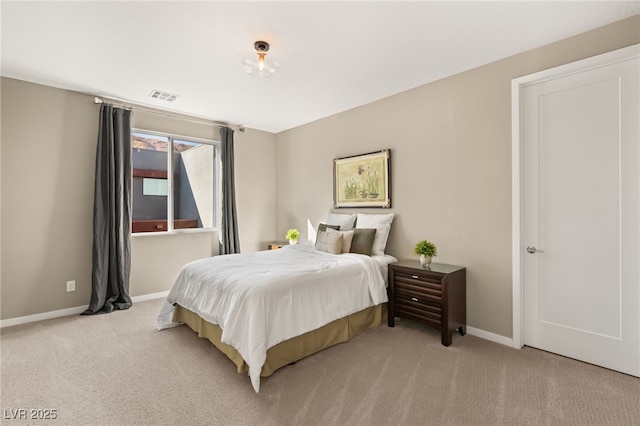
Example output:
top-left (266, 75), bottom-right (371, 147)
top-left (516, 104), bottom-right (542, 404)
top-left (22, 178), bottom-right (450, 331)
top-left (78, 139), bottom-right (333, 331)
top-left (131, 291), bottom-right (169, 303)
top-left (466, 326), bottom-right (513, 347)
top-left (0, 291), bottom-right (169, 329)
top-left (0, 305), bottom-right (88, 328)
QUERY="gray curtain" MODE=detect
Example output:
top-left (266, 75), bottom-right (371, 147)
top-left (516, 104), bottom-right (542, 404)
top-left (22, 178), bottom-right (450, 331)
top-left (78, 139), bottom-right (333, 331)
top-left (220, 126), bottom-right (241, 254)
top-left (83, 105), bottom-right (133, 315)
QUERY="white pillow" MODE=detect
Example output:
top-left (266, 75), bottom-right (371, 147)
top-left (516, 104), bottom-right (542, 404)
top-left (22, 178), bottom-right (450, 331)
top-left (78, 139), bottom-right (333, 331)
top-left (355, 213), bottom-right (394, 256)
top-left (325, 212), bottom-right (357, 231)
top-left (327, 228), bottom-right (354, 253)
top-left (315, 229), bottom-right (343, 254)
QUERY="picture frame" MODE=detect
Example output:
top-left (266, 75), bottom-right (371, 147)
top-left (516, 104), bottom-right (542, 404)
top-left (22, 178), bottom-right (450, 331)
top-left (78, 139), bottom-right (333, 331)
top-left (333, 149), bottom-right (391, 208)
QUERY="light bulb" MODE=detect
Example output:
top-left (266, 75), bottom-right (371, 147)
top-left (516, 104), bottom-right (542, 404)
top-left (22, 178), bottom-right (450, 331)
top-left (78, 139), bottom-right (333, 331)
top-left (242, 41), bottom-right (279, 78)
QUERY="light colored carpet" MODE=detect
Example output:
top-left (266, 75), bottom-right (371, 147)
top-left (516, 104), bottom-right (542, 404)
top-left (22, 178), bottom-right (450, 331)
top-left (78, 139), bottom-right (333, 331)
top-left (1, 298), bottom-right (638, 425)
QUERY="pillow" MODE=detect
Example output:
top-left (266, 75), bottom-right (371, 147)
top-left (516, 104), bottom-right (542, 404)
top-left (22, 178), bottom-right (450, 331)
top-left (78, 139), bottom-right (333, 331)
top-left (325, 212), bottom-right (357, 231)
top-left (355, 213), bottom-right (394, 256)
top-left (316, 223), bottom-right (340, 242)
top-left (349, 228), bottom-right (377, 256)
top-left (315, 229), bottom-right (343, 254)
top-left (327, 228), bottom-right (355, 253)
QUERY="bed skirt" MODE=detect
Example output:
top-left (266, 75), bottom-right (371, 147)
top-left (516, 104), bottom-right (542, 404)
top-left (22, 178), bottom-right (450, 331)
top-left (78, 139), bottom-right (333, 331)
top-left (173, 303), bottom-right (387, 377)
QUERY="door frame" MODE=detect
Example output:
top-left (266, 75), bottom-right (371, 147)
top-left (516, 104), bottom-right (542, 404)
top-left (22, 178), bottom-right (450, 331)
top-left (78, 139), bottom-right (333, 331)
top-left (511, 44), bottom-right (640, 349)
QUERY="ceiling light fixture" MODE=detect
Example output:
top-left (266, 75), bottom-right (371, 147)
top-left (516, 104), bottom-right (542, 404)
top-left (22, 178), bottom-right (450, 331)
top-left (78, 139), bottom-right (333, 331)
top-left (242, 41), bottom-right (278, 78)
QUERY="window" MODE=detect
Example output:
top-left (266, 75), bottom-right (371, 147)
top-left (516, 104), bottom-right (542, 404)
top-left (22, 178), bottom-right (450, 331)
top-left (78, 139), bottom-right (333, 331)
top-left (131, 130), bottom-right (219, 233)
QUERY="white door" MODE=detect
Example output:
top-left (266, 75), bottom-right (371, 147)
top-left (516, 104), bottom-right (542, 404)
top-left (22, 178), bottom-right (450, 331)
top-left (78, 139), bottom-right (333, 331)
top-left (521, 48), bottom-right (639, 376)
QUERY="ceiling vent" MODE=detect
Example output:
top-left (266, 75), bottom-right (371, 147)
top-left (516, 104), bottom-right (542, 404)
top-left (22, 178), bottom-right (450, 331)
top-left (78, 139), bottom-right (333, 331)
top-left (148, 89), bottom-right (179, 102)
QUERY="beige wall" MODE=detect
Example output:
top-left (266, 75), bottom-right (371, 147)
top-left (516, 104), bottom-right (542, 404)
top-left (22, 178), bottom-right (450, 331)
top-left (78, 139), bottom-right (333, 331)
top-left (1, 79), bottom-right (97, 320)
top-left (0, 78), bottom-right (277, 320)
top-left (130, 232), bottom-right (218, 297)
top-left (234, 127), bottom-right (278, 252)
top-left (275, 16), bottom-right (640, 339)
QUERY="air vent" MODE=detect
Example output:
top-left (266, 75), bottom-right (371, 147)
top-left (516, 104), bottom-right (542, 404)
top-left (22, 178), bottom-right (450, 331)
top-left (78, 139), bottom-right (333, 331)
top-left (148, 89), bottom-right (179, 102)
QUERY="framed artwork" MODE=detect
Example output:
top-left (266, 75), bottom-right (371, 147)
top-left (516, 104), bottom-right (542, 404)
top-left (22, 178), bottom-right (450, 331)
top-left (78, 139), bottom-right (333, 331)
top-left (333, 149), bottom-right (391, 208)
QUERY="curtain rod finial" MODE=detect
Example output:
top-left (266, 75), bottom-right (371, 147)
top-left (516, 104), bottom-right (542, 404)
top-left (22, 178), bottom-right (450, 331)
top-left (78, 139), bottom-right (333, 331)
top-left (93, 97), bottom-right (103, 104)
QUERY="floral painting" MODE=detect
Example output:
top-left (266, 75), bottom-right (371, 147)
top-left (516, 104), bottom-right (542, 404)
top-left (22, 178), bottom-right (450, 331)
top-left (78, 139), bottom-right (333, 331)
top-left (334, 149), bottom-right (391, 208)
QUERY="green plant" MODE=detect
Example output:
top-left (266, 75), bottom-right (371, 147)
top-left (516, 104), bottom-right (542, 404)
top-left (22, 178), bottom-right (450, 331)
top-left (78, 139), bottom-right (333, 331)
top-left (285, 229), bottom-right (300, 241)
top-left (414, 240), bottom-right (437, 257)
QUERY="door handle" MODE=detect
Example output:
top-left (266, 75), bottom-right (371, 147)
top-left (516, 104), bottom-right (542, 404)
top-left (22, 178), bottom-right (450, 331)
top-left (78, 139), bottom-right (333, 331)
top-left (526, 246), bottom-right (544, 254)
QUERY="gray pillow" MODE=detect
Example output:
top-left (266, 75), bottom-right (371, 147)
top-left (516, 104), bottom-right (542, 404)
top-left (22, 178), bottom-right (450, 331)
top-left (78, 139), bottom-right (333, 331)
top-left (316, 223), bottom-right (340, 243)
top-left (315, 229), bottom-right (343, 254)
top-left (349, 228), bottom-right (377, 256)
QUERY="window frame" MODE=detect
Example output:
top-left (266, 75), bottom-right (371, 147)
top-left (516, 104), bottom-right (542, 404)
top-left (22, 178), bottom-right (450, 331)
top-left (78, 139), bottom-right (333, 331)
top-left (131, 128), bottom-right (221, 235)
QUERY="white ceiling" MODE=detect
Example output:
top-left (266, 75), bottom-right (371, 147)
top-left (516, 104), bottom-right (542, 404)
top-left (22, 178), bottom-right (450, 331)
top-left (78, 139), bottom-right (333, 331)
top-left (2, 1), bottom-right (639, 133)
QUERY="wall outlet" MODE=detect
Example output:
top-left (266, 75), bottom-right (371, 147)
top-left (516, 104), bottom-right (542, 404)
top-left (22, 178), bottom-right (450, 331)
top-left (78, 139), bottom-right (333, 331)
top-left (66, 280), bottom-right (76, 292)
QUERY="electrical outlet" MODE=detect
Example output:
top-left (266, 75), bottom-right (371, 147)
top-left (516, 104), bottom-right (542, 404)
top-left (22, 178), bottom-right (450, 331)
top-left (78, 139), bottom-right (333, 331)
top-left (66, 280), bottom-right (76, 292)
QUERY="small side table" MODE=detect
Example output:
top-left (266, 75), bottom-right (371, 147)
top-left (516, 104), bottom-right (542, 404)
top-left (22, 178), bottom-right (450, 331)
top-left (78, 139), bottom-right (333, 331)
top-left (388, 260), bottom-right (466, 346)
top-left (267, 242), bottom-right (289, 250)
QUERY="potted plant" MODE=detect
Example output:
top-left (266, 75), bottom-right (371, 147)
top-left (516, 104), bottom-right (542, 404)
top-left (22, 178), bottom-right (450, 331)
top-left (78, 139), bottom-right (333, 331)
top-left (414, 239), bottom-right (437, 268)
top-left (285, 229), bottom-right (300, 245)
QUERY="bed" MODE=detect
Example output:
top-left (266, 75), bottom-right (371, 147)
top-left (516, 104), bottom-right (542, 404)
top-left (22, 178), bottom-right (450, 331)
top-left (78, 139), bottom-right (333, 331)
top-left (157, 213), bottom-right (396, 392)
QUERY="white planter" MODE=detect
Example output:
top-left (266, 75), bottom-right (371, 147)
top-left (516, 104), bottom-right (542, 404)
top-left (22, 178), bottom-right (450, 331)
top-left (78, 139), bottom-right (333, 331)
top-left (419, 254), bottom-right (432, 268)
top-left (289, 239), bottom-right (297, 245)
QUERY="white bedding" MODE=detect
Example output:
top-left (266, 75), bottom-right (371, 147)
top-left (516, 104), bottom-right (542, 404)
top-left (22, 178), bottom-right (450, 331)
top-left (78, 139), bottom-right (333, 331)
top-left (157, 243), bottom-right (396, 392)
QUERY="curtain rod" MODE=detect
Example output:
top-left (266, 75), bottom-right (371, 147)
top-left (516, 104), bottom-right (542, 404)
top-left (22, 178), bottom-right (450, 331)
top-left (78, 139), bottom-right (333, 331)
top-left (92, 96), bottom-right (245, 132)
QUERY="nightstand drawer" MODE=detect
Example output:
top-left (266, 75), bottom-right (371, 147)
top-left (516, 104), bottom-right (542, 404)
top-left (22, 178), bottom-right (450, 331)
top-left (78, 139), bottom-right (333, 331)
top-left (396, 293), bottom-right (441, 315)
top-left (396, 304), bottom-right (441, 327)
top-left (396, 285), bottom-right (441, 304)
top-left (395, 271), bottom-right (443, 287)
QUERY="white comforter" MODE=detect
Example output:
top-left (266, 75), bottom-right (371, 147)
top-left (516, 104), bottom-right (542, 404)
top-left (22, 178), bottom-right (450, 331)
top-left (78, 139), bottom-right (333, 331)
top-left (157, 243), bottom-right (396, 392)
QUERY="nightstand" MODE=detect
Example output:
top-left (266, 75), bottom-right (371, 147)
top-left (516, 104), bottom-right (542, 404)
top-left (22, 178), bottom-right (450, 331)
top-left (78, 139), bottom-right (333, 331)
top-left (267, 242), bottom-right (289, 250)
top-left (388, 260), bottom-right (466, 346)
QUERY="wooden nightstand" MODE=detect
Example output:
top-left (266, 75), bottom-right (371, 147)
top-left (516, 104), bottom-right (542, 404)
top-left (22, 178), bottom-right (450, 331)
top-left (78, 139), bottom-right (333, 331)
top-left (388, 260), bottom-right (466, 346)
top-left (267, 242), bottom-right (289, 250)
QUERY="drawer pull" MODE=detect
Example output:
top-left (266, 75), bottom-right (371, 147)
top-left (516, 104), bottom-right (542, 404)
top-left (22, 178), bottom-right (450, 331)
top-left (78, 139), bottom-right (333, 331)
top-left (411, 275), bottom-right (419, 279)
top-left (411, 297), bottom-right (419, 302)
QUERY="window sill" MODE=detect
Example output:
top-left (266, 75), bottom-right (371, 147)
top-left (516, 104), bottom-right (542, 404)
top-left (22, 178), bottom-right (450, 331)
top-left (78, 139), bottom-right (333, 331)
top-left (131, 227), bottom-right (218, 237)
